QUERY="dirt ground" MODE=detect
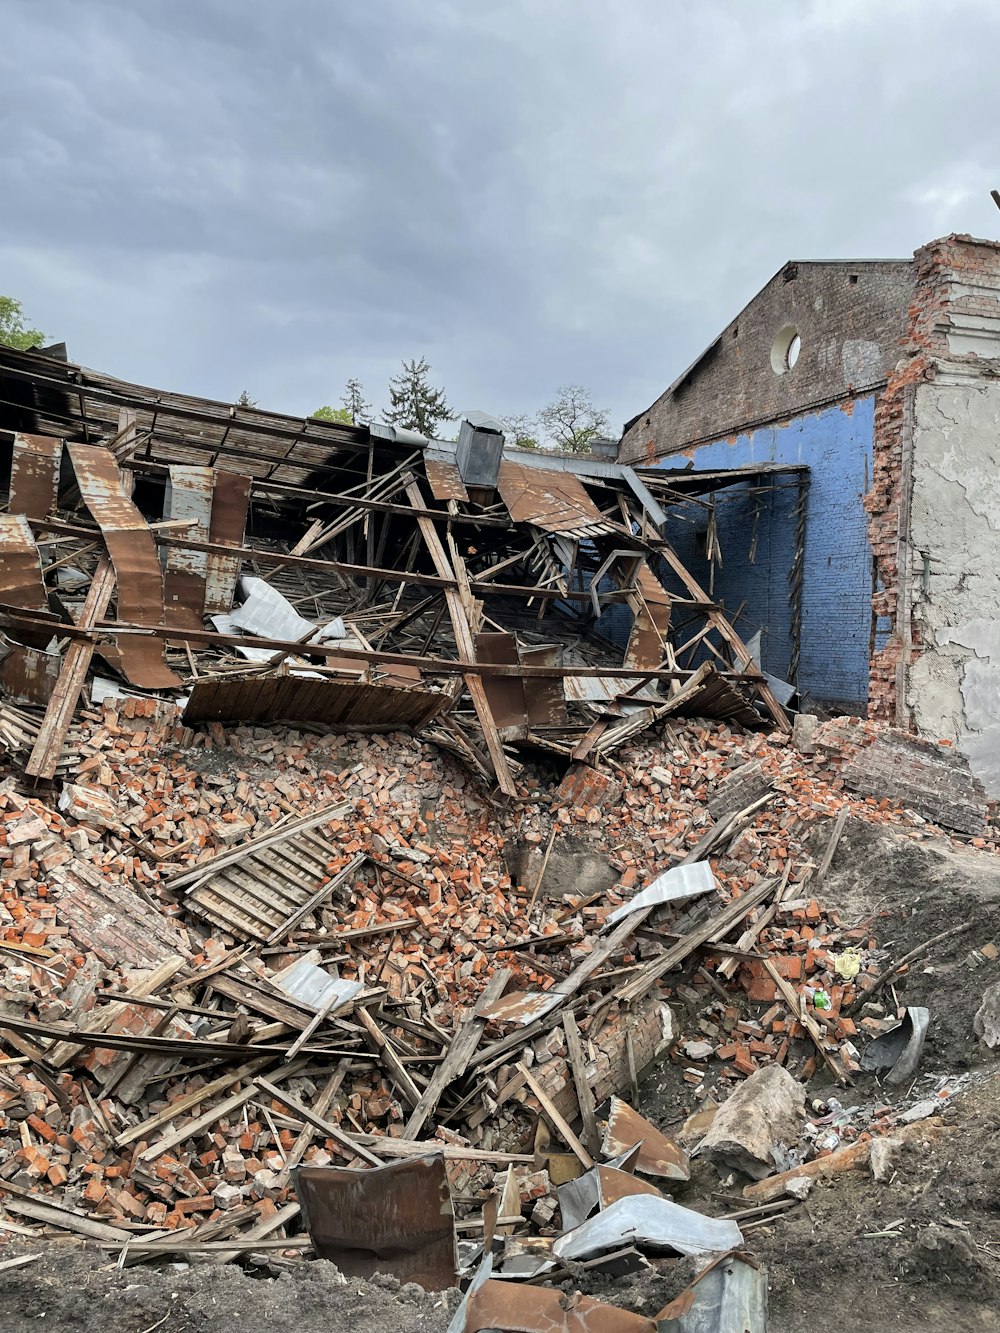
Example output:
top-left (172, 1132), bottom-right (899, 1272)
top-left (2, 818), bottom-right (998, 1332)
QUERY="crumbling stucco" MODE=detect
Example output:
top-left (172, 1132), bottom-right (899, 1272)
top-left (908, 379), bottom-right (1000, 795)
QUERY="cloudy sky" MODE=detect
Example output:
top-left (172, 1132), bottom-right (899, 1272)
top-left (2, 0), bottom-right (998, 436)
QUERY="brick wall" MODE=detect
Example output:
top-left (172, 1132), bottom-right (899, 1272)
top-left (648, 398), bottom-right (878, 709)
top-left (620, 261), bottom-right (913, 463)
top-left (866, 232), bottom-right (1000, 728)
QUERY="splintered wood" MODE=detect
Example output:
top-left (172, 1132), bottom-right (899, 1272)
top-left (0, 690), bottom-right (978, 1260)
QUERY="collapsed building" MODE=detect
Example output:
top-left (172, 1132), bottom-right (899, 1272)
top-left (0, 268), bottom-right (996, 1328)
top-left (621, 232), bottom-right (1000, 796)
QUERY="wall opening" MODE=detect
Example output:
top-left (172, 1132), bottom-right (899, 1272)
top-left (770, 325), bottom-right (801, 375)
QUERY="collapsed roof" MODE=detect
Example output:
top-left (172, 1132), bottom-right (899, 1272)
top-left (0, 344), bottom-right (788, 794)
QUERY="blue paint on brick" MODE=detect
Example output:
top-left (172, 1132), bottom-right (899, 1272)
top-left (651, 396), bottom-right (876, 707)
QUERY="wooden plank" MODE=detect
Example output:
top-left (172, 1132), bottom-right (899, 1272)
top-left (658, 542), bottom-right (791, 732)
top-left (562, 1011), bottom-right (599, 1154)
top-left (763, 959), bottom-right (851, 1086)
top-left (266, 852), bottom-right (367, 945)
top-left (405, 480), bottom-right (517, 796)
top-left (115, 1056), bottom-right (274, 1147)
top-left (166, 803), bottom-right (350, 889)
top-left (274, 1060), bottom-right (351, 1188)
top-left (253, 1076), bottom-right (384, 1167)
top-left (25, 555), bottom-right (116, 779)
top-left (516, 1062), bottom-right (594, 1168)
top-left (354, 1005), bottom-right (422, 1109)
top-left (403, 967), bottom-right (511, 1139)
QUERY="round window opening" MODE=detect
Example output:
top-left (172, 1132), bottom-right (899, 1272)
top-left (770, 325), bottom-right (801, 375)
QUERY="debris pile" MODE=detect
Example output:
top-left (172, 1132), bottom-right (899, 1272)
top-left (0, 349), bottom-right (997, 1327)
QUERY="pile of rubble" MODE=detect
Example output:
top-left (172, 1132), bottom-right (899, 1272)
top-left (0, 687), bottom-right (992, 1297)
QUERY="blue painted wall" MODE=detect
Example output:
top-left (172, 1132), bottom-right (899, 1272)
top-left (652, 395), bottom-right (877, 708)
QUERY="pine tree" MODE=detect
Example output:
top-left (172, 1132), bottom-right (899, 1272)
top-left (381, 358), bottom-right (451, 437)
top-left (341, 378), bottom-right (372, 424)
top-left (236, 389), bottom-right (257, 408)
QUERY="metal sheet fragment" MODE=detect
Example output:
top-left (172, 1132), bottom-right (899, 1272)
top-left (66, 443), bottom-right (180, 688)
top-left (606, 863), bottom-right (716, 927)
top-left (603, 1098), bottom-right (690, 1181)
top-left (553, 1195), bottom-right (742, 1262)
top-left (464, 1278), bottom-right (657, 1332)
top-left (9, 433), bottom-right (63, 519)
top-left (295, 1153), bottom-right (456, 1291)
top-left (0, 514), bottom-right (49, 612)
top-left (656, 1253), bottom-right (767, 1332)
top-left (497, 461), bottom-right (617, 537)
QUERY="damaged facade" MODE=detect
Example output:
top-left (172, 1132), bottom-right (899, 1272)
top-left (620, 234), bottom-right (1000, 797)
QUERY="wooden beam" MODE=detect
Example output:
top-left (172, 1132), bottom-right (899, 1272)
top-left (25, 554), bottom-right (116, 779)
top-left (406, 481), bottom-right (517, 795)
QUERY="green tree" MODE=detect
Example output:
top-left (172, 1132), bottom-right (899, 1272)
top-left (500, 413), bottom-right (540, 450)
top-left (0, 296), bottom-right (44, 351)
top-left (538, 385), bottom-right (610, 452)
top-left (382, 357), bottom-right (450, 437)
top-left (237, 389), bottom-right (257, 408)
top-left (341, 377), bottom-right (372, 424)
top-left (311, 404), bottom-right (353, 424)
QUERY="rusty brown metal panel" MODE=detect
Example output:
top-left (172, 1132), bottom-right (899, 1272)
top-left (603, 1097), bottom-right (690, 1181)
top-left (521, 645), bottom-right (568, 727)
top-left (474, 631), bottom-right (527, 737)
top-left (425, 457), bottom-right (469, 502)
top-left (163, 465), bottom-right (211, 625)
top-left (9, 434), bottom-right (63, 520)
top-left (66, 443), bottom-right (181, 688)
top-left (181, 675), bottom-right (448, 728)
top-left (0, 640), bottom-right (62, 705)
top-left (624, 565), bottom-right (672, 670)
top-left (0, 514), bottom-right (49, 612)
top-left (205, 470), bottom-right (251, 613)
top-left (295, 1154), bottom-right (455, 1291)
top-left (496, 460), bottom-right (616, 536)
top-left (465, 1280), bottom-right (657, 1332)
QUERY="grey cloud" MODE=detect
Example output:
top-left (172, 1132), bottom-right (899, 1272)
top-left (1, 0), bottom-right (1000, 431)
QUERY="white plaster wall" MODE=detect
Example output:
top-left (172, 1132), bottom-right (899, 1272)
top-left (907, 378), bottom-right (1000, 795)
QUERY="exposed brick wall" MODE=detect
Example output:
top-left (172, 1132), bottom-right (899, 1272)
top-left (865, 233), bottom-right (1000, 723)
top-left (620, 260), bottom-right (914, 463)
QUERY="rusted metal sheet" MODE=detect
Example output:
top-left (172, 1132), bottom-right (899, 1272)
top-left (558, 1164), bottom-right (665, 1231)
top-left (296, 1154), bottom-right (455, 1291)
top-left (496, 461), bottom-right (618, 537)
top-left (474, 637), bottom-right (567, 737)
top-left (182, 675), bottom-right (449, 728)
top-left (0, 638), bottom-right (61, 706)
top-left (475, 631), bottom-right (528, 737)
top-left (205, 470), bottom-right (252, 613)
top-left (521, 645), bottom-right (568, 727)
top-left (163, 465), bottom-right (212, 628)
top-left (625, 566), bottom-right (672, 670)
top-left (66, 443), bottom-right (180, 688)
top-left (425, 456), bottom-right (469, 502)
top-left (162, 467), bottom-right (250, 625)
top-left (665, 666), bottom-right (764, 729)
top-left (0, 514), bottom-right (49, 612)
top-left (464, 1280), bottom-right (657, 1332)
top-left (603, 1098), bottom-right (690, 1181)
top-left (9, 433), bottom-right (63, 519)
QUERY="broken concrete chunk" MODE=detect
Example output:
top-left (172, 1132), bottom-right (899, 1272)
top-left (696, 1065), bottom-right (806, 1180)
top-left (784, 1175), bottom-right (813, 1201)
top-left (57, 783), bottom-right (122, 833)
top-left (791, 712), bottom-right (819, 755)
top-left (973, 980), bottom-right (1000, 1049)
top-left (898, 1099), bottom-right (938, 1125)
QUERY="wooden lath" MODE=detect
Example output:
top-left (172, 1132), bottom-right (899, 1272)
top-left (165, 803), bottom-right (355, 942)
